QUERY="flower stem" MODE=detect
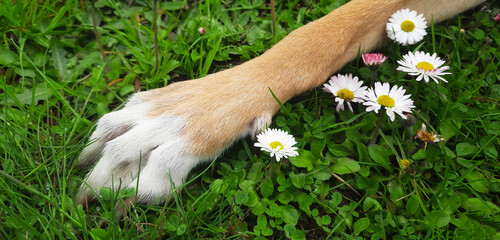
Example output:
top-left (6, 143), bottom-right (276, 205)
top-left (256, 161), bottom-right (282, 191)
top-left (407, 126), bottom-right (414, 145)
top-left (414, 80), bottom-right (424, 100)
top-left (369, 110), bottom-right (385, 145)
top-left (426, 81), bottom-right (448, 102)
top-left (370, 69), bottom-right (377, 88)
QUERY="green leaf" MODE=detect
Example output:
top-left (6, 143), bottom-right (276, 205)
top-left (235, 190), bottom-right (249, 204)
top-left (162, 1), bottom-right (187, 10)
top-left (356, 175), bottom-right (378, 190)
top-left (368, 144), bottom-right (392, 167)
top-left (261, 227), bottom-right (273, 236)
top-left (290, 172), bottom-right (306, 188)
top-left (357, 142), bottom-right (370, 162)
top-left (331, 192), bottom-right (342, 207)
top-left (6, 85), bottom-right (52, 106)
top-left (353, 217), bottom-right (370, 236)
top-left (281, 205), bottom-right (299, 225)
top-left (2, 159), bottom-right (14, 174)
top-left (363, 197), bottom-right (382, 211)
top-left (461, 198), bottom-right (500, 215)
top-left (294, 192), bottom-right (312, 214)
top-left (284, 224), bottom-right (296, 239)
top-left (321, 215), bottom-right (332, 225)
top-left (260, 179), bottom-right (274, 198)
top-left (51, 45), bottom-right (68, 81)
top-left (312, 168), bottom-right (331, 180)
top-left (239, 180), bottom-right (255, 191)
top-left (406, 195), bottom-right (420, 215)
top-left (256, 215), bottom-right (273, 236)
top-left (0, 48), bottom-right (17, 65)
top-left (246, 26), bottom-right (272, 45)
top-left (246, 190), bottom-right (259, 207)
top-left (99, 187), bottom-right (113, 200)
top-left (424, 210), bottom-right (450, 228)
top-left (439, 118), bottom-right (457, 140)
top-left (119, 85), bottom-right (135, 96)
top-left (267, 202), bottom-right (282, 218)
top-left (257, 214), bottom-right (267, 227)
top-left (277, 190), bottom-right (294, 204)
top-left (90, 228), bottom-right (108, 239)
top-left (329, 143), bottom-right (351, 157)
top-left (472, 29), bottom-right (485, 39)
top-left (252, 202), bottom-right (267, 215)
top-left (456, 143), bottom-right (478, 157)
top-left (443, 146), bottom-right (456, 158)
top-left (388, 180), bottom-right (404, 201)
top-left (94, 0), bottom-right (107, 8)
top-left (480, 136), bottom-right (498, 159)
top-left (176, 223), bottom-right (187, 235)
top-left (464, 170), bottom-right (489, 193)
top-left (276, 116), bottom-right (286, 126)
top-left (310, 134), bottom-right (326, 158)
top-left (289, 150), bottom-right (314, 171)
top-left (247, 162), bottom-right (264, 182)
top-left (456, 157), bottom-right (475, 168)
top-left (331, 157), bottom-right (360, 174)
top-left (117, 188), bottom-right (135, 199)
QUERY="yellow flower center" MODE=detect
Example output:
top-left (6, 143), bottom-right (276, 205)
top-left (399, 159), bottom-right (410, 170)
top-left (270, 141), bottom-right (284, 150)
top-left (337, 88), bottom-right (354, 100)
top-left (377, 95), bottom-right (395, 108)
top-left (416, 61), bottom-right (434, 72)
top-left (401, 20), bottom-right (415, 32)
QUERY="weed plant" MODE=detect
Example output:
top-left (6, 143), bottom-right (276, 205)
top-left (1, 0), bottom-right (499, 239)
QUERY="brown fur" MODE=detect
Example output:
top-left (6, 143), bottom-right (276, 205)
top-left (135, 0), bottom-right (484, 158)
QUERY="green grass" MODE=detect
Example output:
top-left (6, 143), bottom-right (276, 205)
top-left (1, 0), bottom-right (499, 239)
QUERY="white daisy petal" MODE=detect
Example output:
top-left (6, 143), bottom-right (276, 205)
top-left (397, 51), bottom-right (450, 84)
top-left (386, 109), bottom-right (395, 121)
top-left (363, 82), bottom-right (415, 122)
top-left (386, 8), bottom-right (427, 46)
top-left (254, 128), bottom-right (299, 161)
top-left (323, 74), bottom-right (367, 112)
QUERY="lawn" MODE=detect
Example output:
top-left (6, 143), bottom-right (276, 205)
top-left (1, 0), bottom-right (499, 239)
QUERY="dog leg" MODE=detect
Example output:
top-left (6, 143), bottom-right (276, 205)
top-left (77, 0), bottom-right (485, 205)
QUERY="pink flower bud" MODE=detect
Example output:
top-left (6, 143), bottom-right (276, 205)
top-left (494, 13), bottom-right (500, 22)
top-left (361, 53), bottom-right (387, 67)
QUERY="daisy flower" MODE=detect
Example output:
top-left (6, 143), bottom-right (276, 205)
top-left (323, 74), bottom-right (367, 112)
top-left (254, 128), bottom-right (299, 161)
top-left (362, 53), bottom-right (387, 67)
top-left (362, 82), bottom-right (415, 122)
top-left (397, 51), bottom-right (450, 83)
top-left (386, 8), bottom-right (427, 46)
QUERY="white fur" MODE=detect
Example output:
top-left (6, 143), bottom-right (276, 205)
top-left (77, 95), bottom-right (150, 167)
top-left (78, 96), bottom-right (202, 204)
top-left (247, 113), bottom-right (273, 139)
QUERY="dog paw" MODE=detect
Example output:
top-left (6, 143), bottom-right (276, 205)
top-left (76, 74), bottom-right (276, 205)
